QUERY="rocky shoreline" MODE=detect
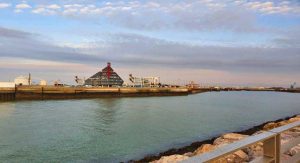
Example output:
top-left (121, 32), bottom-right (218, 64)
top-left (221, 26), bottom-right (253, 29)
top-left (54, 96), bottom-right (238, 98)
top-left (128, 114), bottom-right (300, 163)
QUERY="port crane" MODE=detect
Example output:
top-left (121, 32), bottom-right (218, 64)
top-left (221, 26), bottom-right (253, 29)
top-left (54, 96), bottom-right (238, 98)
top-left (290, 82), bottom-right (297, 89)
top-left (75, 76), bottom-right (85, 85)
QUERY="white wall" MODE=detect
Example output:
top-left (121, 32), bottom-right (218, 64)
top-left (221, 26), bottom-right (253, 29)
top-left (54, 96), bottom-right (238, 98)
top-left (0, 82), bottom-right (15, 88)
top-left (14, 77), bottom-right (30, 86)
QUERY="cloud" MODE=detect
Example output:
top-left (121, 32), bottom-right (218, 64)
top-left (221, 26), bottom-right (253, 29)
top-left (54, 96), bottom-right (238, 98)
top-left (240, 1), bottom-right (299, 14)
top-left (173, 6), bottom-right (258, 32)
top-left (4, 1), bottom-right (300, 17)
top-left (1, 26), bottom-right (299, 74)
top-left (32, 7), bottom-right (45, 14)
top-left (55, 1), bottom-right (259, 32)
top-left (0, 26), bottom-right (299, 85)
top-left (32, 7), bottom-right (57, 15)
top-left (47, 4), bottom-right (61, 9)
top-left (15, 3), bottom-right (32, 9)
top-left (273, 26), bottom-right (300, 48)
top-left (67, 33), bottom-right (300, 73)
top-left (0, 26), bottom-right (101, 64)
top-left (3, 1), bottom-right (299, 32)
top-left (0, 3), bottom-right (11, 8)
top-left (2, 24), bottom-right (300, 72)
top-left (0, 27), bottom-right (33, 38)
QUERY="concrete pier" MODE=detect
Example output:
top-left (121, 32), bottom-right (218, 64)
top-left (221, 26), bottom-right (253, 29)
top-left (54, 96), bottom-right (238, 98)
top-left (0, 86), bottom-right (189, 101)
top-left (0, 88), bottom-right (15, 101)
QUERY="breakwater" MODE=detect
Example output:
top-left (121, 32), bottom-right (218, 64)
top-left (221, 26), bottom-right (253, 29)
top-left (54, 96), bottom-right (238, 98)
top-left (0, 86), bottom-right (189, 101)
top-left (190, 87), bottom-right (300, 94)
top-left (132, 115), bottom-right (300, 163)
top-left (1, 86), bottom-right (299, 101)
top-left (1, 85), bottom-right (299, 101)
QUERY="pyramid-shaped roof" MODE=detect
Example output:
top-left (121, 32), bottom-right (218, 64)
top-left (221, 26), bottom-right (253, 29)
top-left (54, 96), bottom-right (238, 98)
top-left (84, 62), bottom-right (124, 86)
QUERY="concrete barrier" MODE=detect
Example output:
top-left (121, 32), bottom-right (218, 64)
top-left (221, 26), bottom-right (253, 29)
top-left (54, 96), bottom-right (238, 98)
top-left (0, 86), bottom-right (189, 101)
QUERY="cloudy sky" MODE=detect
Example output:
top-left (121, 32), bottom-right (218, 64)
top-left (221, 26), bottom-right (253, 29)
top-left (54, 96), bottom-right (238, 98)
top-left (0, 0), bottom-right (299, 86)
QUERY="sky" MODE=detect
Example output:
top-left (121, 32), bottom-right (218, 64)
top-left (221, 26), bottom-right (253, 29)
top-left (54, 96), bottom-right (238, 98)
top-left (0, 0), bottom-right (299, 87)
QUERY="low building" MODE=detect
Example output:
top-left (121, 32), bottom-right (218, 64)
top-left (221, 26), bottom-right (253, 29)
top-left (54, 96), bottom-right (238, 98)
top-left (14, 75), bottom-right (31, 86)
top-left (129, 74), bottom-right (160, 87)
top-left (0, 82), bottom-right (15, 88)
top-left (85, 62), bottom-right (124, 87)
top-left (54, 80), bottom-right (63, 86)
top-left (39, 80), bottom-right (47, 86)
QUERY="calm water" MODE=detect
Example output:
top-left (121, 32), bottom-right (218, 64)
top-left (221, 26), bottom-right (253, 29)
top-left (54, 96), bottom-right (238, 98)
top-left (0, 92), bottom-right (300, 162)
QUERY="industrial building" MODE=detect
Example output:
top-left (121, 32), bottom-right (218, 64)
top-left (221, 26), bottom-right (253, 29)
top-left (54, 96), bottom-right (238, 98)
top-left (14, 74), bottom-right (31, 86)
top-left (129, 74), bottom-right (160, 87)
top-left (84, 62), bottom-right (124, 87)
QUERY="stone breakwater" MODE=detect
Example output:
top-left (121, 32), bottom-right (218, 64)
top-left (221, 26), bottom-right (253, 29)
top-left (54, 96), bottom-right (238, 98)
top-left (131, 115), bottom-right (300, 163)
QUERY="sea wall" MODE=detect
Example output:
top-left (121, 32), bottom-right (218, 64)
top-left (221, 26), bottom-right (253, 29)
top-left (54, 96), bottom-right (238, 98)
top-left (0, 86), bottom-right (189, 101)
top-left (0, 87), bottom-right (15, 101)
top-left (132, 115), bottom-right (300, 163)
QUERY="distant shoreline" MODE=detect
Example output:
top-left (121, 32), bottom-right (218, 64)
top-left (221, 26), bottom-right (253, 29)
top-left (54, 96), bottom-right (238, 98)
top-left (0, 85), bottom-right (299, 101)
top-left (128, 114), bottom-right (299, 163)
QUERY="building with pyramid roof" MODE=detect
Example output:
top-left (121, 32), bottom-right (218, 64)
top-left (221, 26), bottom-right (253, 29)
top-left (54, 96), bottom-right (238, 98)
top-left (84, 62), bottom-right (124, 86)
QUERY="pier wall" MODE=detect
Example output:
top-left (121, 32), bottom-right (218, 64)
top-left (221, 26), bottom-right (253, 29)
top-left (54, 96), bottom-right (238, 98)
top-left (0, 88), bottom-right (15, 101)
top-left (0, 86), bottom-right (189, 101)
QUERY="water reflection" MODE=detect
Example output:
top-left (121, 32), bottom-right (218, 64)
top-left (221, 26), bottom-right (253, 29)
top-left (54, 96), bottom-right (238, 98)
top-left (87, 98), bottom-right (123, 134)
top-left (0, 102), bottom-right (15, 118)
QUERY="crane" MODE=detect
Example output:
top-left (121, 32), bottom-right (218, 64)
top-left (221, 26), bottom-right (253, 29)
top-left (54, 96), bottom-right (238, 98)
top-left (290, 82), bottom-right (297, 89)
top-left (75, 76), bottom-right (85, 85)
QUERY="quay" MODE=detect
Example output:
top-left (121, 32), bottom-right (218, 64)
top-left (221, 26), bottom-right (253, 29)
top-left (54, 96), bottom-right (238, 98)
top-left (1, 86), bottom-right (299, 101)
top-left (189, 87), bottom-right (300, 94)
top-left (0, 86), bottom-right (189, 101)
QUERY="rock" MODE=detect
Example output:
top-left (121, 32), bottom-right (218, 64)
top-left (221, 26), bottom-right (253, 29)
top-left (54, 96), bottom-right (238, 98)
top-left (282, 130), bottom-right (300, 138)
top-left (183, 152), bottom-right (193, 157)
top-left (278, 121), bottom-right (289, 127)
top-left (213, 151), bottom-right (248, 163)
top-left (213, 133), bottom-right (248, 146)
top-left (234, 150), bottom-right (249, 161)
top-left (288, 117), bottom-right (300, 123)
top-left (152, 115), bottom-right (300, 163)
top-left (281, 153), bottom-right (293, 162)
top-left (252, 130), bottom-right (264, 135)
top-left (281, 132), bottom-right (295, 142)
top-left (193, 144), bottom-right (216, 155)
top-left (288, 144), bottom-right (300, 156)
top-left (244, 143), bottom-right (263, 161)
top-left (150, 154), bottom-right (189, 163)
top-left (213, 137), bottom-right (231, 146)
top-left (193, 134), bottom-right (249, 163)
top-left (263, 122), bottom-right (279, 130)
top-left (222, 133), bottom-right (248, 141)
top-left (290, 126), bottom-right (300, 133)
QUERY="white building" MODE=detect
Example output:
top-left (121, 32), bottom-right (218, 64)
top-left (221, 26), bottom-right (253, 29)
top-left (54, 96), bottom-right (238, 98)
top-left (14, 76), bottom-right (31, 86)
top-left (129, 74), bottom-right (160, 87)
top-left (0, 82), bottom-right (15, 88)
top-left (39, 80), bottom-right (47, 86)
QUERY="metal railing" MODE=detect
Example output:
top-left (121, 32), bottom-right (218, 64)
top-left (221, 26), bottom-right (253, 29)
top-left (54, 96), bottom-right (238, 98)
top-left (182, 120), bottom-right (300, 163)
